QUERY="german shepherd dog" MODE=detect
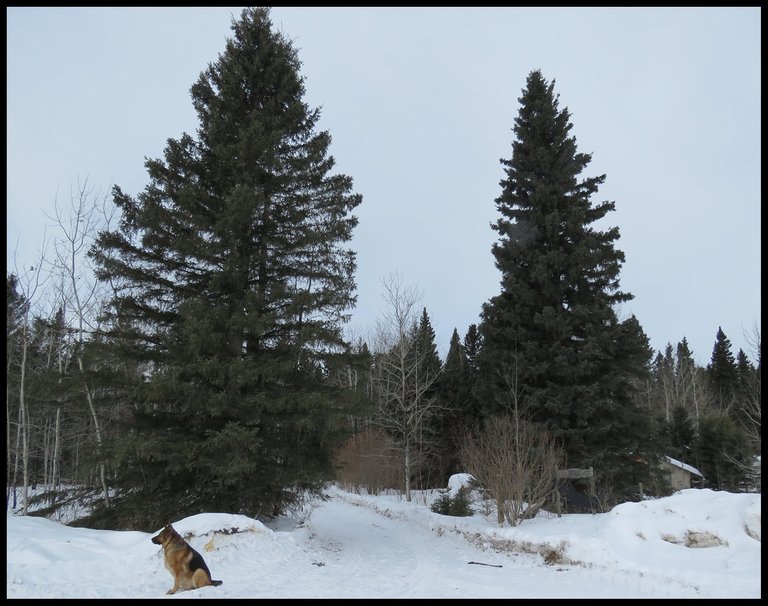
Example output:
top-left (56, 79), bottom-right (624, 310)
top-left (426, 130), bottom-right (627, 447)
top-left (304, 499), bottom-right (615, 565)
top-left (151, 523), bottom-right (223, 594)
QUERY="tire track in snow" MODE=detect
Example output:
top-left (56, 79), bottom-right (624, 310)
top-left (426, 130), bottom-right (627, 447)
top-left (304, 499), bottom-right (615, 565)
top-left (303, 499), bottom-right (425, 597)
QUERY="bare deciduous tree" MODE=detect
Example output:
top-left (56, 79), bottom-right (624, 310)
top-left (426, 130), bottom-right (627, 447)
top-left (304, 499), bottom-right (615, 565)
top-left (369, 273), bottom-right (442, 502)
top-left (729, 324), bottom-right (761, 491)
top-left (48, 177), bottom-right (114, 505)
top-left (8, 241), bottom-right (50, 515)
top-left (654, 344), bottom-right (711, 427)
top-left (459, 365), bottom-right (562, 527)
top-left (459, 415), bottom-right (562, 527)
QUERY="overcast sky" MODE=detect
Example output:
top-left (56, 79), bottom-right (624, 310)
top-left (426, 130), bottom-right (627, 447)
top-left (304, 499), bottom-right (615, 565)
top-left (6, 7), bottom-right (761, 365)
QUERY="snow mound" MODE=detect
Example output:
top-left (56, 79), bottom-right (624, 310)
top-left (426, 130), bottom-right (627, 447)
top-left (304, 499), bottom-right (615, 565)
top-left (743, 497), bottom-right (761, 542)
top-left (603, 488), bottom-right (760, 549)
top-left (159, 512), bottom-right (270, 538)
top-left (447, 473), bottom-right (475, 496)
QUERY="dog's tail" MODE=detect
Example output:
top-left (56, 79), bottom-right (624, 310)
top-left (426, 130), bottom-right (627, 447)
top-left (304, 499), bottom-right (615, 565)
top-left (211, 580), bottom-right (223, 587)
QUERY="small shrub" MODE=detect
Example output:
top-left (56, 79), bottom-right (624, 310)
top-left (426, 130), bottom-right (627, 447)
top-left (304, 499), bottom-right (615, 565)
top-left (430, 485), bottom-right (473, 517)
top-left (430, 490), bottom-right (452, 515)
top-left (543, 547), bottom-right (564, 565)
top-left (449, 485), bottom-right (474, 516)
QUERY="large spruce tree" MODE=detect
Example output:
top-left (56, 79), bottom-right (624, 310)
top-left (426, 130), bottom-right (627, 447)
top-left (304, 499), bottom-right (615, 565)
top-left (477, 70), bottom-right (655, 502)
top-left (413, 308), bottom-right (442, 394)
top-left (706, 327), bottom-right (739, 411)
top-left (431, 328), bottom-right (472, 484)
top-left (89, 8), bottom-right (362, 528)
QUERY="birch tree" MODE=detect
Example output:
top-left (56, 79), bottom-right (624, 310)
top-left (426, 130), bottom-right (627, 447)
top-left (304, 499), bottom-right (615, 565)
top-left (48, 178), bottom-right (114, 505)
top-left (369, 273), bottom-right (442, 502)
top-left (8, 243), bottom-right (49, 515)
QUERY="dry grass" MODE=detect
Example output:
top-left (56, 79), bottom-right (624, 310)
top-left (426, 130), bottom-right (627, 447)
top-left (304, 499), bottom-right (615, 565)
top-left (333, 427), bottom-right (403, 495)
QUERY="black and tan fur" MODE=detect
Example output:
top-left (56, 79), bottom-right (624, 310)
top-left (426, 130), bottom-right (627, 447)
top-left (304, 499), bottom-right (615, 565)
top-left (151, 523), bottom-right (223, 594)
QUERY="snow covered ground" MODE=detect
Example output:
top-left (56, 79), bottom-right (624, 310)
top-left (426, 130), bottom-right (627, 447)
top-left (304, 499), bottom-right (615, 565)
top-left (6, 481), bottom-right (761, 598)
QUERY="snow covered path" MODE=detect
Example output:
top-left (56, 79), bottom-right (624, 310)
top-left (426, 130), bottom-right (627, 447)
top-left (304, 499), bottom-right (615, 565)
top-left (283, 491), bottom-right (704, 599)
top-left (8, 486), bottom-right (757, 598)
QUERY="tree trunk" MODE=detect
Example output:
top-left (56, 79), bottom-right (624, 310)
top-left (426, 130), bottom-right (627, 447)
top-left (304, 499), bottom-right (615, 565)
top-left (19, 326), bottom-right (30, 516)
top-left (52, 407), bottom-right (61, 503)
top-left (6, 343), bottom-right (15, 510)
top-left (10, 406), bottom-right (23, 511)
top-left (404, 436), bottom-right (411, 502)
top-left (43, 417), bottom-right (50, 489)
top-left (78, 355), bottom-right (109, 505)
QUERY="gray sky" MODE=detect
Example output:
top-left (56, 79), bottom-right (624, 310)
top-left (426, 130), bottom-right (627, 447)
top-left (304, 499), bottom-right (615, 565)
top-left (6, 7), bottom-right (761, 366)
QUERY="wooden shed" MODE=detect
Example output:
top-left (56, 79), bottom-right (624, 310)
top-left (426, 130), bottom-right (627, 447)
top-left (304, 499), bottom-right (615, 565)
top-left (661, 456), bottom-right (704, 491)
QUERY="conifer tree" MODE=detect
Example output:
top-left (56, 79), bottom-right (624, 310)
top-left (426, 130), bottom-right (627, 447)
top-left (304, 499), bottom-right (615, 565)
top-left (733, 348), bottom-right (756, 430)
top-left (409, 308), bottom-right (442, 486)
top-left (462, 323), bottom-right (482, 422)
top-left (668, 405), bottom-right (696, 464)
top-left (706, 327), bottom-right (739, 412)
top-left (89, 7), bottom-right (362, 528)
top-left (463, 323), bottom-right (482, 376)
top-left (421, 324), bottom-right (486, 485)
top-left (477, 70), bottom-right (655, 502)
top-left (735, 349), bottom-right (754, 383)
top-left (694, 410), bottom-right (750, 491)
top-left (675, 338), bottom-right (696, 381)
top-left (441, 328), bottom-right (468, 405)
top-left (413, 308), bottom-right (442, 395)
top-left (429, 328), bottom-right (468, 484)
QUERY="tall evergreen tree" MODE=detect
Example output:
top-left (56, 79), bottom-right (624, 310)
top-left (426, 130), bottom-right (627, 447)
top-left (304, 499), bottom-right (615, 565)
top-left (441, 328), bottom-right (468, 407)
top-left (409, 308), bottom-right (442, 486)
top-left (733, 348), bottom-right (758, 442)
top-left (477, 70), bottom-right (655, 501)
top-left (89, 7), bottom-right (362, 528)
top-left (429, 328), bottom-right (469, 484)
top-left (706, 327), bottom-right (739, 412)
top-left (693, 410), bottom-right (750, 491)
top-left (463, 323), bottom-right (482, 376)
top-left (413, 308), bottom-right (442, 392)
top-left (461, 323), bottom-right (482, 422)
top-left (667, 405), bottom-right (696, 464)
top-left (675, 338), bottom-right (696, 381)
top-left (735, 349), bottom-right (754, 382)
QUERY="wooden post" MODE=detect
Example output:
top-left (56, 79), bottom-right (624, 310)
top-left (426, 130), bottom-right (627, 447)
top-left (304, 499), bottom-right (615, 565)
top-left (556, 467), bottom-right (594, 480)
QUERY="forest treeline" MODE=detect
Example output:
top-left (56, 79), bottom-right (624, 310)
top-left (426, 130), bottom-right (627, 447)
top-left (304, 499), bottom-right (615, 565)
top-left (6, 8), bottom-right (761, 530)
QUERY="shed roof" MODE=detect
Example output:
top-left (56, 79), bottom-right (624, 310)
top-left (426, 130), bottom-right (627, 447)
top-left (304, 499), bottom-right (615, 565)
top-left (663, 455), bottom-right (704, 478)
